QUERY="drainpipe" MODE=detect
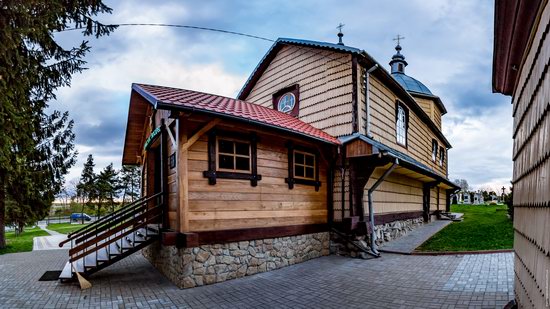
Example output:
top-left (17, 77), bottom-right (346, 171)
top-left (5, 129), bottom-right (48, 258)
top-left (367, 158), bottom-right (398, 256)
top-left (365, 64), bottom-right (379, 137)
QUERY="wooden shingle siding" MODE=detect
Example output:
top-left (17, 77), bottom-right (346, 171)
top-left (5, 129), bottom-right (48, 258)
top-left (511, 3), bottom-right (550, 308)
top-left (366, 76), bottom-right (447, 176)
top-left (244, 45), bottom-right (354, 137)
top-left (184, 119), bottom-right (328, 232)
top-left (413, 96), bottom-right (442, 130)
top-left (364, 168), bottom-right (424, 214)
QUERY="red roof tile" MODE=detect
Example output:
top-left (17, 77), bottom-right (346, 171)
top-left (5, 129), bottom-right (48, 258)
top-left (132, 83), bottom-right (340, 145)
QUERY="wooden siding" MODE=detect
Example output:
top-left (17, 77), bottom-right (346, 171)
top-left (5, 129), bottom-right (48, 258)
top-left (413, 96), bottom-right (442, 130)
top-left (364, 168), bottom-right (424, 214)
top-left (510, 3), bottom-right (550, 309)
top-left (244, 45), bottom-right (354, 137)
top-left (184, 119), bottom-right (329, 232)
top-left (366, 75), bottom-right (447, 176)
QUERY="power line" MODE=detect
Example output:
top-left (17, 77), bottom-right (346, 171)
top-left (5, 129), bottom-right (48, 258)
top-left (59, 23), bottom-right (275, 42)
top-left (60, 22), bottom-right (355, 81)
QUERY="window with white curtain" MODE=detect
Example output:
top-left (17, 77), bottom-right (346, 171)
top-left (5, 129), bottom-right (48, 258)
top-left (396, 105), bottom-right (407, 146)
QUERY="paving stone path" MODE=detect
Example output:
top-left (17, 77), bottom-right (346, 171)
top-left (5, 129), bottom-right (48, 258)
top-left (33, 224), bottom-right (70, 250)
top-left (379, 219), bottom-right (453, 254)
top-left (0, 248), bottom-right (514, 308)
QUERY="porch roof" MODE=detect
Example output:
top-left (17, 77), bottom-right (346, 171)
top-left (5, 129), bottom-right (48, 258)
top-left (340, 133), bottom-right (459, 190)
top-left (122, 84), bottom-right (340, 165)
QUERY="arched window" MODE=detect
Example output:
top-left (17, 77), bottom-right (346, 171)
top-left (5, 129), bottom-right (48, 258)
top-left (396, 103), bottom-right (407, 146)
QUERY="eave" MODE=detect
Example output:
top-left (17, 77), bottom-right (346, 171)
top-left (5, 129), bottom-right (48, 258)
top-left (492, 0), bottom-right (543, 95)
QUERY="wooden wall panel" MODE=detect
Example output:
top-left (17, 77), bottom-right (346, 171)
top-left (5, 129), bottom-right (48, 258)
top-left (510, 3), bottom-right (550, 308)
top-left (413, 96), bottom-right (442, 130)
top-left (166, 125), bottom-right (178, 231)
top-left (364, 168), bottom-right (424, 215)
top-left (244, 45), bottom-right (354, 137)
top-left (366, 76), bottom-right (448, 176)
top-left (185, 120), bottom-right (329, 232)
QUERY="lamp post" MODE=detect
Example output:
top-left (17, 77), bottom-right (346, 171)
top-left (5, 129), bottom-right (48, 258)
top-left (501, 186), bottom-right (506, 203)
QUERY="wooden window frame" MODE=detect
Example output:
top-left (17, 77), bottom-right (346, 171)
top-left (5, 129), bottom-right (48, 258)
top-left (439, 146), bottom-right (445, 166)
top-left (395, 101), bottom-right (409, 148)
top-left (293, 149), bottom-right (316, 181)
top-left (272, 84), bottom-right (300, 117)
top-left (203, 130), bottom-right (261, 186)
top-left (215, 136), bottom-right (252, 173)
top-left (285, 141), bottom-right (321, 191)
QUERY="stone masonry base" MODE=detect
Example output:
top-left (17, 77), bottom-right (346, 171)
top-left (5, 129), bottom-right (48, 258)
top-left (142, 232), bottom-right (330, 288)
top-left (330, 217), bottom-right (424, 257)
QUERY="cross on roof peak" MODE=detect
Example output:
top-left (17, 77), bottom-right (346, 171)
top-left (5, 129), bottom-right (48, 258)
top-left (336, 23), bottom-right (345, 45)
top-left (393, 34), bottom-right (405, 46)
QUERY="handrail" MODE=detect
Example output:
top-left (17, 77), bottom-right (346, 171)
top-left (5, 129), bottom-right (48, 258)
top-left (73, 203), bottom-right (147, 246)
top-left (69, 213), bottom-right (162, 263)
top-left (69, 205), bottom-right (163, 258)
top-left (60, 192), bottom-right (163, 247)
top-left (67, 192), bottom-right (159, 238)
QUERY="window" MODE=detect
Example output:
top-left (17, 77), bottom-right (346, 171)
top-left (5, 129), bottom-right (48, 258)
top-left (203, 130), bottom-right (261, 186)
top-left (432, 139), bottom-right (438, 162)
top-left (395, 102), bottom-right (408, 146)
top-left (273, 85), bottom-right (300, 117)
top-left (293, 150), bottom-right (316, 180)
top-left (277, 93), bottom-right (296, 114)
top-left (439, 146), bottom-right (445, 166)
top-left (217, 138), bottom-right (251, 172)
top-left (285, 142), bottom-right (321, 191)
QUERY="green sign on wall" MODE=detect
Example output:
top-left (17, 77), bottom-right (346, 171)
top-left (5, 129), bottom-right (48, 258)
top-left (144, 127), bottom-right (161, 150)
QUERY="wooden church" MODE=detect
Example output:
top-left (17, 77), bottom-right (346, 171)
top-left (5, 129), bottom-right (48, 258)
top-left (59, 32), bottom-right (459, 287)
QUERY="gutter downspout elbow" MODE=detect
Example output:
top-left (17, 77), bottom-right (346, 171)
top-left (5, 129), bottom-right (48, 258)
top-left (367, 157), bottom-right (398, 256)
top-left (365, 64), bottom-right (379, 138)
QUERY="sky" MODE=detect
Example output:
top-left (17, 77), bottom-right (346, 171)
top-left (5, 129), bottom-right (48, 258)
top-left (50, 0), bottom-right (513, 193)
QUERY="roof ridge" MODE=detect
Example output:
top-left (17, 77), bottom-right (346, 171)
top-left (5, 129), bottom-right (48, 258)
top-left (133, 83), bottom-right (251, 105)
top-left (132, 83), bottom-right (340, 145)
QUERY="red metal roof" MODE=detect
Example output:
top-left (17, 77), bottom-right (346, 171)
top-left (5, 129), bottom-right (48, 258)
top-left (132, 83), bottom-right (341, 145)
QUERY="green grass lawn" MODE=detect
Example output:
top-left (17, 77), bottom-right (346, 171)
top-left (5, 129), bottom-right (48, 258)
top-left (417, 204), bottom-right (514, 252)
top-left (0, 227), bottom-right (49, 255)
top-left (47, 223), bottom-right (89, 235)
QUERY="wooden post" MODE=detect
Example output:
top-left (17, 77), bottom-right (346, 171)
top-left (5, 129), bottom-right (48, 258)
top-left (351, 55), bottom-right (359, 133)
top-left (423, 182), bottom-right (439, 222)
top-left (178, 117), bottom-right (190, 232)
top-left (161, 119), bottom-right (169, 229)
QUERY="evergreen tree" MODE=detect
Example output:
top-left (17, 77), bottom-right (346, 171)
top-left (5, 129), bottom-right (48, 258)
top-left (120, 165), bottom-right (141, 204)
top-left (0, 1), bottom-right (115, 248)
top-left (5, 111), bottom-right (77, 231)
top-left (78, 154), bottom-right (97, 210)
top-left (97, 163), bottom-right (119, 214)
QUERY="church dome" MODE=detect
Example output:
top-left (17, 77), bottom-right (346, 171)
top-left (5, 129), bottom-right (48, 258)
top-left (391, 72), bottom-right (433, 95)
top-left (388, 41), bottom-right (433, 96)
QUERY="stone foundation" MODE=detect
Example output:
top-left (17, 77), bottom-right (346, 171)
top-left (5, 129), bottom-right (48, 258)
top-left (330, 217), bottom-right (424, 257)
top-left (373, 217), bottom-right (423, 246)
top-left (142, 232), bottom-right (330, 288)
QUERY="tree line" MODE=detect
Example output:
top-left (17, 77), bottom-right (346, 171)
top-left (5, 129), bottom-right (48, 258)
top-left (67, 154), bottom-right (141, 219)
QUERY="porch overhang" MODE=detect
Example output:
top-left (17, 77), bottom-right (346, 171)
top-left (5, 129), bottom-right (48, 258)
top-left (341, 133), bottom-right (460, 191)
top-left (122, 90), bottom-right (154, 165)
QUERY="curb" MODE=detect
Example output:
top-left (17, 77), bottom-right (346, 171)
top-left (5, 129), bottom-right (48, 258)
top-left (411, 249), bottom-right (514, 256)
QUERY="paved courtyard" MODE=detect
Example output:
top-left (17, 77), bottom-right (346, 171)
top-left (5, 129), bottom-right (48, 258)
top-left (0, 249), bottom-right (514, 308)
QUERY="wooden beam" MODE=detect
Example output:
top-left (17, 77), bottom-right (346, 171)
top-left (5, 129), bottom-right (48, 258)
top-left (181, 119), bottom-right (221, 151)
top-left (178, 118), bottom-right (190, 232)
